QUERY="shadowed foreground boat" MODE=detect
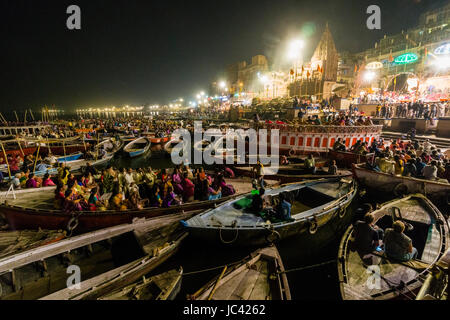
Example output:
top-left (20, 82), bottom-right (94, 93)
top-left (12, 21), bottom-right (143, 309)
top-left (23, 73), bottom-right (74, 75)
top-left (338, 194), bottom-right (450, 300)
top-left (189, 245), bottom-right (291, 300)
top-left (98, 268), bottom-right (183, 300)
top-left (0, 211), bottom-right (196, 300)
top-left (184, 178), bottom-right (357, 246)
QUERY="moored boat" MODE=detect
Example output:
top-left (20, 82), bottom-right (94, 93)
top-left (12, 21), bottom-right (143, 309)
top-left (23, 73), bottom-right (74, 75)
top-left (183, 177), bottom-right (357, 246)
top-left (0, 177), bottom-right (259, 233)
top-left (352, 163), bottom-right (450, 203)
top-left (123, 137), bottom-right (151, 158)
top-left (98, 268), bottom-right (183, 300)
top-left (0, 211), bottom-right (194, 300)
top-left (337, 194), bottom-right (450, 300)
top-left (188, 245), bottom-right (291, 300)
top-left (328, 150), bottom-right (374, 168)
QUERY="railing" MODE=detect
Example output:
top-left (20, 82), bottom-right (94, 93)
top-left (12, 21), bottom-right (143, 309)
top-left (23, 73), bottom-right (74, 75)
top-left (263, 124), bottom-right (383, 134)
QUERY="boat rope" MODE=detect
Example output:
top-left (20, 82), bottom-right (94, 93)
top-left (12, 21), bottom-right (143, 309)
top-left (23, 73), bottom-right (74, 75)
top-left (278, 259), bottom-right (337, 274)
top-left (218, 224), bottom-right (239, 244)
top-left (183, 258), bottom-right (248, 276)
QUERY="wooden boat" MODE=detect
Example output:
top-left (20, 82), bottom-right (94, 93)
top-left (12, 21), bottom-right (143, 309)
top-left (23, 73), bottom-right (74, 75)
top-left (56, 152), bottom-right (83, 163)
top-left (164, 137), bottom-right (185, 155)
top-left (0, 177), bottom-right (258, 233)
top-left (141, 133), bottom-right (170, 145)
top-left (415, 248), bottom-right (450, 300)
top-left (98, 268), bottom-right (183, 300)
top-left (352, 163), bottom-right (450, 202)
top-left (337, 194), bottom-right (450, 300)
top-left (0, 229), bottom-right (66, 259)
top-left (189, 245), bottom-right (291, 300)
top-left (183, 177), bottom-right (357, 246)
top-left (0, 211), bottom-right (195, 300)
top-left (0, 186), bottom-right (56, 201)
top-left (328, 150), bottom-right (374, 168)
top-left (233, 165), bottom-right (352, 184)
top-left (123, 137), bottom-right (151, 158)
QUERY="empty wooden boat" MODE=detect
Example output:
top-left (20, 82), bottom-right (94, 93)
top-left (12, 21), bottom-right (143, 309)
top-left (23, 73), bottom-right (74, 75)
top-left (0, 211), bottom-right (195, 300)
top-left (337, 194), bottom-right (450, 300)
top-left (123, 137), bottom-right (151, 158)
top-left (189, 245), bottom-right (291, 300)
top-left (233, 165), bottom-right (352, 184)
top-left (184, 177), bottom-right (357, 246)
top-left (328, 150), bottom-right (374, 168)
top-left (98, 268), bottom-right (183, 300)
top-left (352, 163), bottom-right (450, 202)
top-left (415, 248), bottom-right (450, 300)
top-left (0, 229), bottom-right (66, 259)
top-left (57, 152), bottom-right (83, 163)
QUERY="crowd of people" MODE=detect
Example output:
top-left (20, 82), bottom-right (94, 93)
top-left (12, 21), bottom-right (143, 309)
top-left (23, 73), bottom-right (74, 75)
top-left (51, 163), bottom-right (236, 213)
top-left (351, 137), bottom-right (450, 183)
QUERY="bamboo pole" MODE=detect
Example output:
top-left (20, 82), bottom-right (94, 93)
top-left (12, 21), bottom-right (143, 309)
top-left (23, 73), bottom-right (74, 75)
top-left (24, 110), bottom-right (28, 124)
top-left (0, 112), bottom-right (7, 125)
top-left (0, 142), bottom-right (12, 179)
top-left (16, 138), bottom-right (25, 157)
top-left (207, 266), bottom-right (227, 300)
top-left (13, 111), bottom-right (19, 123)
top-left (29, 109), bottom-right (35, 121)
top-left (33, 143), bottom-right (41, 173)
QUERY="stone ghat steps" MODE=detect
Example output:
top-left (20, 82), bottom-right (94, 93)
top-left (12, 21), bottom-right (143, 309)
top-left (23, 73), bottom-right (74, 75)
top-left (381, 132), bottom-right (450, 149)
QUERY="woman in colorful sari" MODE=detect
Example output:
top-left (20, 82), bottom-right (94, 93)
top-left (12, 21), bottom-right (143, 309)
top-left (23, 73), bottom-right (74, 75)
top-left (162, 186), bottom-right (180, 208)
top-left (63, 183), bottom-right (89, 213)
top-left (149, 185), bottom-right (162, 207)
top-left (215, 174), bottom-right (235, 197)
top-left (171, 167), bottom-right (184, 195)
top-left (181, 172), bottom-right (195, 203)
top-left (54, 184), bottom-right (67, 210)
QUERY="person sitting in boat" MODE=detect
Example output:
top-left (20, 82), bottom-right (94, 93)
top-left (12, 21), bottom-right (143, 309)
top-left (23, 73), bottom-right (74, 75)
top-left (42, 173), bottom-right (56, 187)
top-left (88, 187), bottom-right (106, 211)
top-left (215, 174), bottom-right (235, 197)
top-left (250, 188), bottom-right (266, 214)
top-left (393, 155), bottom-right (404, 176)
top-left (377, 154), bottom-right (395, 174)
top-left (423, 161), bottom-right (438, 181)
top-left (328, 160), bottom-right (338, 175)
top-left (181, 172), bottom-right (195, 203)
top-left (149, 184), bottom-right (163, 207)
top-left (128, 188), bottom-right (147, 210)
top-left (402, 159), bottom-right (417, 177)
top-left (35, 160), bottom-right (51, 173)
top-left (332, 138), bottom-right (346, 152)
top-left (353, 213), bottom-right (384, 255)
top-left (10, 173), bottom-right (21, 189)
top-left (275, 192), bottom-right (292, 221)
top-left (162, 186), bottom-right (181, 207)
top-left (64, 182), bottom-right (89, 213)
top-left (109, 184), bottom-right (127, 211)
top-left (54, 184), bottom-right (67, 210)
top-left (200, 178), bottom-right (221, 201)
top-left (81, 172), bottom-right (96, 189)
top-left (304, 154), bottom-right (316, 174)
top-left (83, 162), bottom-right (98, 177)
top-left (25, 173), bottom-right (40, 188)
top-left (415, 157), bottom-right (426, 177)
top-left (384, 221), bottom-right (418, 262)
top-left (171, 167), bottom-right (184, 195)
top-left (280, 155), bottom-right (289, 166)
top-left (57, 162), bottom-right (70, 186)
top-left (253, 160), bottom-right (265, 188)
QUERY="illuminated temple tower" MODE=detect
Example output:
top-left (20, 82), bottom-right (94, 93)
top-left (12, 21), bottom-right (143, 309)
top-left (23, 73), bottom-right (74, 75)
top-left (289, 23), bottom-right (339, 100)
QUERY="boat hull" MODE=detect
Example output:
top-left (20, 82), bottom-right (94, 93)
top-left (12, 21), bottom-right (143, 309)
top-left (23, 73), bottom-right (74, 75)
top-left (352, 163), bottom-right (450, 203)
top-left (328, 150), bottom-right (374, 168)
top-left (1, 194), bottom-right (242, 233)
top-left (186, 183), bottom-right (357, 247)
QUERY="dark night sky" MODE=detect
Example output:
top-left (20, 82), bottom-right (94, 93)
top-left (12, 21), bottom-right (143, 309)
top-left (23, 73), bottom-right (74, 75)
top-left (0, 0), bottom-right (447, 110)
